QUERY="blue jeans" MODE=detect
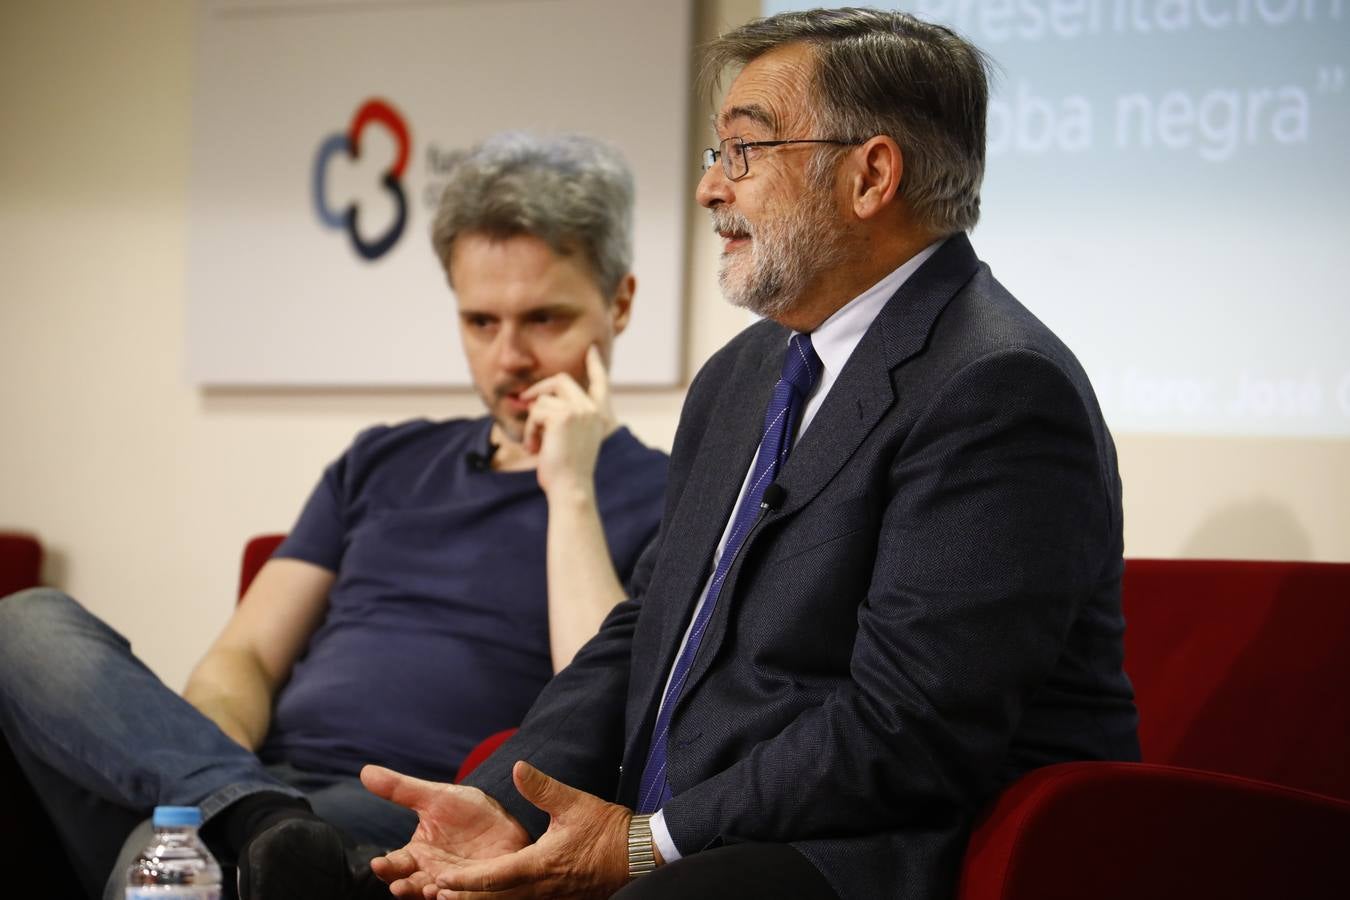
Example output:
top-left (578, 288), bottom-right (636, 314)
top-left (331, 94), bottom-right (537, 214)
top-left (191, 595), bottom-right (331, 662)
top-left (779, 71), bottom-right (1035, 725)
top-left (0, 589), bottom-right (416, 897)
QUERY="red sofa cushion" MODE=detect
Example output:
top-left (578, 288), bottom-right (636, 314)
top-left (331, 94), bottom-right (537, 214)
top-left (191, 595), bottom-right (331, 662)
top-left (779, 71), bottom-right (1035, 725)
top-left (959, 761), bottom-right (1350, 900)
top-left (1122, 559), bottom-right (1350, 801)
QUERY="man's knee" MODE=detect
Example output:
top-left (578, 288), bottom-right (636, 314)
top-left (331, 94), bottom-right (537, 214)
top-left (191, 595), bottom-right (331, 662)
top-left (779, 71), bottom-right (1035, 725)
top-left (0, 588), bottom-right (106, 677)
top-left (0, 587), bottom-right (78, 643)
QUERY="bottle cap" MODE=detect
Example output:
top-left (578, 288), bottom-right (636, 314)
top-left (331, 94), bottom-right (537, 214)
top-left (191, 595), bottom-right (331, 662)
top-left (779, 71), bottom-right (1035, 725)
top-left (153, 806), bottom-right (203, 827)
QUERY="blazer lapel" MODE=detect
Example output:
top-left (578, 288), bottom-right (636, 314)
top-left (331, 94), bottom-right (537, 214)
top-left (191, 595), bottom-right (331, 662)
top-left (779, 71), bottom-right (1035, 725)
top-left (776, 233), bottom-right (981, 516)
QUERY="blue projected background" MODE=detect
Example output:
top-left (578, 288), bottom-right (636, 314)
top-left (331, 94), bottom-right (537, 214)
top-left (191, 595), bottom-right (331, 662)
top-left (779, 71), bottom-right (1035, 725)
top-left (762, 1), bottom-right (1350, 436)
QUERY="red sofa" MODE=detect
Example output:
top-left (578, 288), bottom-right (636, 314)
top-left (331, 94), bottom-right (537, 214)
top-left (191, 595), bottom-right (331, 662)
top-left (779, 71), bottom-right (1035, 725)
top-left (957, 559), bottom-right (1350, 899)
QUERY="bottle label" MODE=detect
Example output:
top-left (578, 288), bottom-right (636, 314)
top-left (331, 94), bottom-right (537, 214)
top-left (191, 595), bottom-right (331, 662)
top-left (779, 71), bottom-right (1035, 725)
top-left (126, 889), bottom-right (220, 899)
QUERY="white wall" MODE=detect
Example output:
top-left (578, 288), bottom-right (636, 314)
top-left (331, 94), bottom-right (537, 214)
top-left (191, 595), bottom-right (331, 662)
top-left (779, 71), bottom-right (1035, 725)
top-left (2, 0), bottom-right (1346, 689)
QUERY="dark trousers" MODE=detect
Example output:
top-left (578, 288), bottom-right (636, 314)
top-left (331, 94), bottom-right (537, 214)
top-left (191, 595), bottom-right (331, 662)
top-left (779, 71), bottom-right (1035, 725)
top-left (613, 843), bottom-right (840, 900)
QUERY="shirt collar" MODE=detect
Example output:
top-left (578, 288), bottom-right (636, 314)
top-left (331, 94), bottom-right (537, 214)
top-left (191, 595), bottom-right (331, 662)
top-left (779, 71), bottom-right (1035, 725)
top-left (805, 237), bottom-right (946, 378)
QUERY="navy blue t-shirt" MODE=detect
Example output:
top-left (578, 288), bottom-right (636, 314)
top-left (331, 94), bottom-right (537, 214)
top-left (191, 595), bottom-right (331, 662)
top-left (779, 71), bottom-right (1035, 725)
top-left (258, 417), bottom-right (668, 783)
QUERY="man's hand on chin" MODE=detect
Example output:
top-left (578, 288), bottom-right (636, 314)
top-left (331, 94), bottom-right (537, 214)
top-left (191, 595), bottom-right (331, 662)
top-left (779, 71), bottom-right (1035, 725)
top-left (359, 764), bottom-right (530, 898)
top-left (426, 760), bottom-right (636, 900)
top-left (522, 345), bottom-right (616, 500)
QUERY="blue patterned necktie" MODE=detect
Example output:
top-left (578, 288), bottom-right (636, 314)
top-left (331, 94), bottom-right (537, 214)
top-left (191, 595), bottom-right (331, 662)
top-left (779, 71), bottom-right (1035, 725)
top-left (636, 332), bottom-right (821, 813)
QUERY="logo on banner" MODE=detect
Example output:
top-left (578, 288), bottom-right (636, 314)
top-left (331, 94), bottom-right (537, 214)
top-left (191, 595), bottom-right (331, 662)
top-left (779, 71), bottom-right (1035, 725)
top-left (312, 98), bottom-right (411, 261)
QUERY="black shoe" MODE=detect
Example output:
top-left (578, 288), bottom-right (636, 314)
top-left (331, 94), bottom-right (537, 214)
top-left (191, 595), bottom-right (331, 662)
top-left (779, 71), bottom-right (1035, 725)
top-left (238, 817), bottom-right (351, 900)
top-left (345, 844), bottom-right (395, 900)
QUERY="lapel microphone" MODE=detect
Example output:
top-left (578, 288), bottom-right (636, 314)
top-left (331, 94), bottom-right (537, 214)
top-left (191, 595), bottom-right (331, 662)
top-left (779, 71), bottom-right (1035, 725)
top-left (467, 443), bottom-right (498, 472)
top-left (760, 483), bottom-right (786, 512)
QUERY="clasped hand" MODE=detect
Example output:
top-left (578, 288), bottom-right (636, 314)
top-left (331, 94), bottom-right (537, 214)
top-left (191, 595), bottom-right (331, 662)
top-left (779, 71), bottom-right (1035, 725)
top-left (362, 759), bottom-right (633, 899)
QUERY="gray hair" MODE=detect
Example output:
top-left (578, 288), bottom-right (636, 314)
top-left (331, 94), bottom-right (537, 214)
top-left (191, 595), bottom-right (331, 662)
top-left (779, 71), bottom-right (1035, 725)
top-left (701, 7), bottom-right (991, 235)
top-left (430, 132), bottom-right (634, 299)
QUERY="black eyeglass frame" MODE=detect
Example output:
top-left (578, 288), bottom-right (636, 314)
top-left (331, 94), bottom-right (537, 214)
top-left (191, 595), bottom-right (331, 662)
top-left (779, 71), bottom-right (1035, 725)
top-left (702, 136), bottom-right (863, 181)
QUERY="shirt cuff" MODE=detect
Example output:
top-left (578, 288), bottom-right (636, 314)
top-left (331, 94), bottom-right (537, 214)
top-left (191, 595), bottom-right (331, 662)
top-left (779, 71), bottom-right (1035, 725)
top-left (649, 810), bottom-right (682, 864)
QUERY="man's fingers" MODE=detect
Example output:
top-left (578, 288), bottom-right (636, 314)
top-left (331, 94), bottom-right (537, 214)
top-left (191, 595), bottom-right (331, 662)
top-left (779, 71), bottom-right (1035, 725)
top-left (384, 863), bottom-right (433, 898)
top-left (379, 850), bottom-right (480, 898)
top-left (523, 411), bottom-right (541, 454)
top-left (434, 845), bottom-right (539, 892)
top-left (525, 394), bottom-right (580, 454)
top-left (387, 876), bottom-right (427, 899)
top-left (359, 764), bottom-right (399, 798)
top-left (372, 848), bottom-right (417, 881)
top-left (585, 344), bottom-right (611, 406)
top-left (527, 395), bottom-right (567, 417)
top-left (361, 764), bottom-right (443, 810)
top-left (519, 374), bottom-right (560, 402)
top-left (522, 401), bottom-right (555, 455)
top-left (512, 760), bottom-right (582, 817)
top-left (521, 372), bottom-right (587, 404)
top-left (586, 345), bottom-right (618, 434)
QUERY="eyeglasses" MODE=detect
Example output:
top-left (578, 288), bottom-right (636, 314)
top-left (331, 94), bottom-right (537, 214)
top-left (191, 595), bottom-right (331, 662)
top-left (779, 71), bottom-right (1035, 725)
top-left (701, 136), bottom-right (862, 181)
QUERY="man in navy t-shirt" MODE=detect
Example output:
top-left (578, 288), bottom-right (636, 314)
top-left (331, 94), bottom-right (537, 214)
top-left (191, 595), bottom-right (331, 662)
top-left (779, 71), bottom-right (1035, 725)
top-left (0, 133), bottom-right (668, 900)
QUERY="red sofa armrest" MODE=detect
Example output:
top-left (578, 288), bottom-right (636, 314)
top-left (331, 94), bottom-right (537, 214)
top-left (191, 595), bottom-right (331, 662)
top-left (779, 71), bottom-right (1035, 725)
top-left (455, 729), bottom-right (518, 784)
top-left (0, 532), bottom-right (43, 597)
top-left (958, 761), bottom-right (1350, 900)
top-left (239, 533), bottom-right (286, 601)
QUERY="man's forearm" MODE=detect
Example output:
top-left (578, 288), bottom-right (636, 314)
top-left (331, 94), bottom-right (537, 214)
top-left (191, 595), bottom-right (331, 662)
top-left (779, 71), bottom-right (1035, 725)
top-left (182, 647), bottom-right (276, 750)
top-left (544, 482), bottom-right (627, 672)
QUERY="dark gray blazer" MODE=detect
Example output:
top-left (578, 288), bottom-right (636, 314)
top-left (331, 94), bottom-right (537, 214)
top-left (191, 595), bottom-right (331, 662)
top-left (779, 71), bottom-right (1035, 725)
top-left (466, 234), bottom-right (1140, 900)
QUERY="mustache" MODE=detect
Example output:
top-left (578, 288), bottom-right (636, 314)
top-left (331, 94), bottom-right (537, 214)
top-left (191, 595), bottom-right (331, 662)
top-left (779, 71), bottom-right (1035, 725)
top-left (492, 380), bottom-right (534, 401)
top-left (710, 208), bottom-right (752, 237)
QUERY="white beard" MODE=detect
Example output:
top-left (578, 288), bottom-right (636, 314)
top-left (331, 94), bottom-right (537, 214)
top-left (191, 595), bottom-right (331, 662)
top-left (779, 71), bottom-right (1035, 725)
top-left (712, 184), bottom-right (846, 320)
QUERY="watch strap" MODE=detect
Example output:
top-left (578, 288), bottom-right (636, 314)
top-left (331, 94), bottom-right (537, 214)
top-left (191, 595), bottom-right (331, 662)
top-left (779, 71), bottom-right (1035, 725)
top-left (627, 812), bottom-right (657, 878)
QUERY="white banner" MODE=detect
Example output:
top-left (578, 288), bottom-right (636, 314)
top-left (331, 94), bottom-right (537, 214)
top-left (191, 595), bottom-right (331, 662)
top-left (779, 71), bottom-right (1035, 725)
top-left (187, 0), bottom-right (691, 386)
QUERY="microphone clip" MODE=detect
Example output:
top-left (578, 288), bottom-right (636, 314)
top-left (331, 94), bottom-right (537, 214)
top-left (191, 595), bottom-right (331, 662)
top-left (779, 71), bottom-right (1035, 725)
top-left (760, 483), bottom-right (786, 512)
top-left (467, 442), bottom-right (499, 472)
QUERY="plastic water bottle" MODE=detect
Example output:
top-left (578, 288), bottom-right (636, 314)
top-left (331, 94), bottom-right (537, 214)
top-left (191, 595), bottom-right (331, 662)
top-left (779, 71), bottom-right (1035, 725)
top-left (125, 806), bottom-right (222, 899)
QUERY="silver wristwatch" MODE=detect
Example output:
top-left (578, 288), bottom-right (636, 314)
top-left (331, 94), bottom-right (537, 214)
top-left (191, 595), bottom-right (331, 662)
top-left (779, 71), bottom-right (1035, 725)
top-left (627, 813), bottom-right (657, 878)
